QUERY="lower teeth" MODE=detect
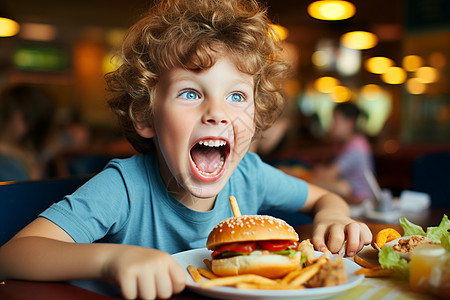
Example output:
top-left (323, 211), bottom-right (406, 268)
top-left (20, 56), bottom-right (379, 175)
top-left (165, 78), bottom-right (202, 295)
top-left (195, 157), bottom-right (225, 176)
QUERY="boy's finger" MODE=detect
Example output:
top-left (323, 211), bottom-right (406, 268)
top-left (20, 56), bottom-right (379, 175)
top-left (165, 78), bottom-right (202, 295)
top-left (311, 225), bottom-right (328, 252)
top-left (119, 275), bottom-right (138, 300)
top-left (170, 261), bottom-right (187, 294)
top-left (325, 225), bottom-right (345, 253)
top-left (154, 272), bottom-right (173, 300)
top-left (345, 223), bottom-right (361, 256)
top-left (360, 223), bottom-right (373, 244)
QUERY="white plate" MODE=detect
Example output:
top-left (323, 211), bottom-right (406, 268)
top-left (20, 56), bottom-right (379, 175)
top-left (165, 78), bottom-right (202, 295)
top-left (172, 248), bottom-right (364, 300)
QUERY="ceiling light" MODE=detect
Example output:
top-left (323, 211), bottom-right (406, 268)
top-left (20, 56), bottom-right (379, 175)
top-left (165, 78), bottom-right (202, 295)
top-left (314, 76), bottom-right (340, 93)
top-left (406, 78), bottom-right (426, 94)
top-left (365, 57), bottom-right (394, 74)
top-left (361, 84), bottom-right (382, 100)
top-left (341, 31), bottom-right (378, 50)
top-left (0, 17), bottom-right (20, 37)
top-left (415, 66), bottom-right (439, 83)
top-left (268, 24), bottom-right (288, 41)
top-left (308, 1), bottom-right (355, 21)
top-left (331, 86), bottom-right (352, 102)
top-left (381, 67), bottom-right (407, 84)
top-left (402, 55), bottom-right (423, 72)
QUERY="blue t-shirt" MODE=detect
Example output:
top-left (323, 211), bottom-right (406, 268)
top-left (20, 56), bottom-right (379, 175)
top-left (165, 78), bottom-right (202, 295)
top-left (40, 151), bottom-right (308, 254)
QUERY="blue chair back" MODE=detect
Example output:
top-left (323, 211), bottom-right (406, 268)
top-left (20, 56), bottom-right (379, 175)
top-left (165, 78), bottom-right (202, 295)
top-left (0, 176), bottom-right (91, 246)
top-left (412, 152), bottom-right (450, 208)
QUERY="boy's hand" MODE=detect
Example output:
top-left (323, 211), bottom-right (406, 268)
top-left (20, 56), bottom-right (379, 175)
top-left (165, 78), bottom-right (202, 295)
top-left (311, 215), bottom-right (372, 257)
top-left (103, 246), bottom-right (186, 299)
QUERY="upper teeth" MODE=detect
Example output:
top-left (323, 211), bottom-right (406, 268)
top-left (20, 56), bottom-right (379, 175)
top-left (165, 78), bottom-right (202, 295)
top-left (198, 140), bottom-right (226, 147)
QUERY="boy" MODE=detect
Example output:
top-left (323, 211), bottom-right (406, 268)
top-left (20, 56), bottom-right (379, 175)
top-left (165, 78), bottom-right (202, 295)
top-left (0, 0), bottom-right (371, 299)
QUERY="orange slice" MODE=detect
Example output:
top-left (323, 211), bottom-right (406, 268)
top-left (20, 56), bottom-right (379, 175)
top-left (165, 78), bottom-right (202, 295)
top-left (375, 228), bottom-right (402, 249)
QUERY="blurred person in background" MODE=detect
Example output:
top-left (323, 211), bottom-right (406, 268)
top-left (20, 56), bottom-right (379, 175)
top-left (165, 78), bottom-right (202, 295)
top-left (0, 84), bottom-right (56, 181)
top-left (309, 102), bottom-right (374, 204)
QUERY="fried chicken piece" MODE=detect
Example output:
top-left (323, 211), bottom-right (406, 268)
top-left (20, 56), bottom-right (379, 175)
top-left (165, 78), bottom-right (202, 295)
top-left (393, 236), bottom-right (434, 253)
top-left (307, 256), bottom-right (347, 288)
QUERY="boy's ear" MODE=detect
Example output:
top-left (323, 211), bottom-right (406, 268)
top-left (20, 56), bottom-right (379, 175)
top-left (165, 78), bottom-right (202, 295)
top-left (134, 121), bottom-right (156, 138)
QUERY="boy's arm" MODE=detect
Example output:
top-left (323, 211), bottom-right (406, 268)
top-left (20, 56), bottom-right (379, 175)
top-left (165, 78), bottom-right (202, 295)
top-left (300, 183), bottom-right (372, 256)
top-left (0, 217), bottom-right (186, 299)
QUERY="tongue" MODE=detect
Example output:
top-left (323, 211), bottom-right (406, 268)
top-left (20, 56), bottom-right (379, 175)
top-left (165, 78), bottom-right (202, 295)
top-left (191, 146), bottom-right (222, 173)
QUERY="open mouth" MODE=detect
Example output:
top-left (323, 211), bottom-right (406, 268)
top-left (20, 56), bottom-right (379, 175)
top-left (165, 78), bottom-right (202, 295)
top-left (189, 139), bottom-right (231, 181)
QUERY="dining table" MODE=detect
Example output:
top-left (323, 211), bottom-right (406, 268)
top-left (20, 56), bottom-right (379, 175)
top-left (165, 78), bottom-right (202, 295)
top-left (1, 207), bottom-right (448, 300)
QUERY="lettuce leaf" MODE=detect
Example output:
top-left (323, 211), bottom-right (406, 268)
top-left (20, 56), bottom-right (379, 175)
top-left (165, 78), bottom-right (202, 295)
top-left (426, 214), bottom-right (450, 243)
top-left (399, 217), bottom-right (426, 236)
top-left (216, 250), bottom-right (248, 258)
top-left (441, 231), bottom-right (450, 252)
top-left (215, 249), bottom-right (298, 259)
top-left (271, 248), bottom-right (298, 257)
top-left (400, 214), bottom-right (450, 244)
top-left (378, 247), bottom-right (410, 279)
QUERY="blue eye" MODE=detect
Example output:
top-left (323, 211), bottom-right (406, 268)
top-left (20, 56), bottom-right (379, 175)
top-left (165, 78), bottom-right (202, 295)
top-left (228, 93), bottom-right (245, 102)
top-left (179, 90), bottom-right (199, 100)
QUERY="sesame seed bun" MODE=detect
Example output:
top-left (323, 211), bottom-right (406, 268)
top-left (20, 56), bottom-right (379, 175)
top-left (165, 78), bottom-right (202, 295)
top-left (206, 215), bottom-right (299, 250)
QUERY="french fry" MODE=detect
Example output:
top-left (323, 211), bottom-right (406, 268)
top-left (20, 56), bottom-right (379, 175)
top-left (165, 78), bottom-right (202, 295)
top-left (197, 267), bottom-right (218, 280)
top-left (280, 269), bottom-right (303, 285)
top-left (203, 258), bottom-right (212, 270)
top-left (187, 265), bottom-right (202, 283)
top-left (200, 274), bottom-right (278, 289)
top-left (229, 196), bottom-right (241, 217)
top-left (298, 239), bottom-right (317, 265)
top-left (289, 255), bottom-right (328, 287)
top-left (355, 267), bottom-right (395, 277)
top-left (321, 249), bottom-right (332, 259)
top-left (354, 255), bottom-right (378, 269)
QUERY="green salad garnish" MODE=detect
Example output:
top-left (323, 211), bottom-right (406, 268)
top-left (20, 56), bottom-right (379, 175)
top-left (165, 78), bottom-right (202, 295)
top-left (378, 214), bottom-right (450, 280)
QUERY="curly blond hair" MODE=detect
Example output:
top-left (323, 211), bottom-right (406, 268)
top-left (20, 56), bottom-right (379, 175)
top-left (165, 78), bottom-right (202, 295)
top-left (107, 0), bottom-right (290, 153)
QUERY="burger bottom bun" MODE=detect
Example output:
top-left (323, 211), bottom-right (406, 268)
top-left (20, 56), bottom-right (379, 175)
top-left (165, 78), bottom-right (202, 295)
top-left (211, 252), bottom-right (301, 279)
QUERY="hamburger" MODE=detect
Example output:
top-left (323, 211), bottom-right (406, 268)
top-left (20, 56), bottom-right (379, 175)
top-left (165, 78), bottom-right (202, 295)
top-left (206, 215), bottom-right (301, 279)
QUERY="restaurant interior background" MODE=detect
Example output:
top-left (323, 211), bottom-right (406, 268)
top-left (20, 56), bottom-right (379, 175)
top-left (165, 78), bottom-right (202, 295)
top-left (0, 0), bottom-right (449, 199)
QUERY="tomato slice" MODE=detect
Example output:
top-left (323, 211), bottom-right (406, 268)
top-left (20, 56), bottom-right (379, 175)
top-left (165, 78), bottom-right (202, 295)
top-left (211, 242), bottom-right (257, 258)
top-left (258, 240), bottom-right (299, 252)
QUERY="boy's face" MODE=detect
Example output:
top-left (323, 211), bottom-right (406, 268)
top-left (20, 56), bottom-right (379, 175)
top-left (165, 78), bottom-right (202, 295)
top-left (143, 56), bottom-right (255, 202)
top-left (330, 111), bottom-right (355, 141)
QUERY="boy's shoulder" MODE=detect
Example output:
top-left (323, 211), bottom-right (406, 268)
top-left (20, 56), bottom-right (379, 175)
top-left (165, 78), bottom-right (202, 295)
top-left (239, 151), bottom-right (263, 165)
top-left (106, 152), bottom-right (155, 177)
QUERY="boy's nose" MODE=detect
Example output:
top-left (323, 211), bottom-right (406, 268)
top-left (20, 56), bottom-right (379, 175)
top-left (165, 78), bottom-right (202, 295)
top-left (201, 99), bottom-right (229, 126)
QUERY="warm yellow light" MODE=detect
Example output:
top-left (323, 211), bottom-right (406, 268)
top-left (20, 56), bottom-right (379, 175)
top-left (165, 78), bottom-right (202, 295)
top-left (102, 53), bottom-right (121, 74)
top-left (381, 67), bottom-right (407, 84)
top-left (361, 84), bottom-right (382, 100)
top-left (365, 56), bottom-right (394, 74)
top-left (406, 78), bottom-right (426, 95)
top-left (308, 1), bottom-right (355, 21)
top-left (331, 86), bottom-right (352, 102)
top-left (402, 55), bottom-right (424, 72)
top-left (0, 17), bottom-right (20, 37)
top-left (415, 66), bottom-right (439, 83)
top-left (314, 76), bottom-right (340, 93)
top-left (312, 50), bottom-right (329, 67)
top-left (341, 31), bottom-right (378, 50)
top-left (268, 24), bottom-right (288, 41)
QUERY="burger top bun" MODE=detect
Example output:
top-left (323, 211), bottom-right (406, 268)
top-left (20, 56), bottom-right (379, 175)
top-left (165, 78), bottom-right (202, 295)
top-left (206, 215), bottom-right (299, 250)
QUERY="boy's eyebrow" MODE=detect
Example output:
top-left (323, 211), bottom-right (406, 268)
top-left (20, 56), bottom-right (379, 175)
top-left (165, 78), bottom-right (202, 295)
top-left (166, 69), bottom-right (255, 88)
